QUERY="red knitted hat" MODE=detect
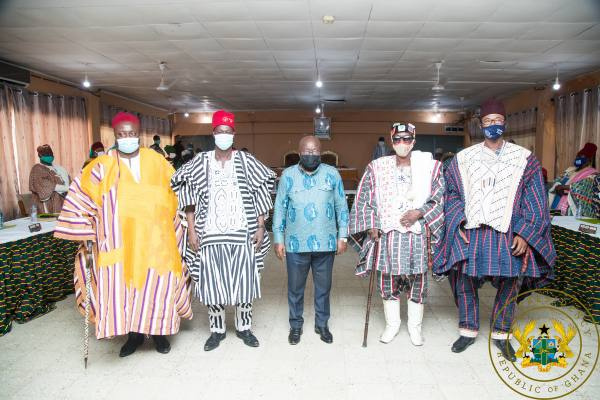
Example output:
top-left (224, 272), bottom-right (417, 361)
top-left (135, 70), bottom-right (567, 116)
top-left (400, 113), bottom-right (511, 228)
top-left (111, 111), bottom-right (140, 128)
top-left (577, 142), bottom-right (597, 159)
top-left (212, 110), bottom-right (235, 130)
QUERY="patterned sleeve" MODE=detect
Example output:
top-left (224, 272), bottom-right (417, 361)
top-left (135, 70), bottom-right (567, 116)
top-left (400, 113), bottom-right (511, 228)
top-left (512, 155), bottom-right (556, 268)
top-left (333, 170), bottom-right (349, 239)
top-left (433, 157), bottom-right (467, 273)
top-left (170, 155), bottom-right (203, 209)
top-left (244, 153), bottom-right (276, 217)
top-left (348, 163), bottom-right (379, 234)
top-left (417, 160), bottom-right (445, 244)
top-left (53, 162), bottom-right (101, 242)
top-left (272, 171), bottom-right (290, 244)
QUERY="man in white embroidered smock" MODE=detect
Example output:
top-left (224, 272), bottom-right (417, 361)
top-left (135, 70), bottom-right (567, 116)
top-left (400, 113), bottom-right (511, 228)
top-left (349, 122), bottom-right (445, 346)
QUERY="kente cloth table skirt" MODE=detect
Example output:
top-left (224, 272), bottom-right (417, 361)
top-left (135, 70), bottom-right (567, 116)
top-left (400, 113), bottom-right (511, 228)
top-left (545, 222), bottom-right (600, 324)
top-left (0, 226), bottom-right (79, 336)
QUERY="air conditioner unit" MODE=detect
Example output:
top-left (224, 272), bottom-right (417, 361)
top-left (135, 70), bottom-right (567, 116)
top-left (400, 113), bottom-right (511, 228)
top-left (0, 61), bottom-right (31, 87)
top-left (444, 125), bottom-right (464, 133)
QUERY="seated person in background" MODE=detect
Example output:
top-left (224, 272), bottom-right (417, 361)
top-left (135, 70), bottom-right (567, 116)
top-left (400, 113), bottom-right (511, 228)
top-left (83, 141), bottom-right (104, 168)
top-left (164, 145), bottom-right (176, 166)
top-left (434, 147), bottom-right (444, 161)
top-left (181, 143), bottom-right (195, 164)
top-left (29, 144), bottom-right (70, 214)
top-left (150, 135), bottom-right (166, 157)
top-left (549, 143), bottom-right (598, 216)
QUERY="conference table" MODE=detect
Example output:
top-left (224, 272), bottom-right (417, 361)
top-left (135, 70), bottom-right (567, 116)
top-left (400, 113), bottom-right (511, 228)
top-left (0, 217), bottom-right (78, 336)
top-left (547, 216), bottom-right (600, 323)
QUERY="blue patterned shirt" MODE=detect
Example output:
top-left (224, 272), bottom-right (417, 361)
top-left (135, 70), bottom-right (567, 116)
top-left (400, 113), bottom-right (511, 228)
top-left (273, 164), bottom-right (349, 253)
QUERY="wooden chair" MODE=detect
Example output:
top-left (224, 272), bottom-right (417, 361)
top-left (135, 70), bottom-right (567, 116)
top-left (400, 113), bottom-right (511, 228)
top-left (321, 150), bottom-right (338, 167)
top-left (283, 151), bottom-right (300, 167)
top-left (17, 193), bottom-right (33, 217)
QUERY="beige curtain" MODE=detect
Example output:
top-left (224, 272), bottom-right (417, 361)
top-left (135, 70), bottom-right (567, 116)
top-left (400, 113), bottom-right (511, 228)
top-left (0, 84), bottom-right (88, 219)
top-left (555, 87), bottom-right (600, 175)
top-left (100, 103), bottom-right (171, 149)
top-left (28, 93), bottom-right (88, 178)
top-left (505, 108), bottom-right (537, 152)
top-left (0, 85), bottom-right (20, 219)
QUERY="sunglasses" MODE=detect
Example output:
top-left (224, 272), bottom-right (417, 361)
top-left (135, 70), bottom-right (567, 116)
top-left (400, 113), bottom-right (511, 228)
top-left (392, 135), bottom-right (414, 144)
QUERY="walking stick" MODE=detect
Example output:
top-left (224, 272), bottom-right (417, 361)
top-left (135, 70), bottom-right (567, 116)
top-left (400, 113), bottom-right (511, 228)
top-left (426, 225), bottom-right (433, 270)
top-left (83, 240), bottom-right (94, 369)
top-left (362, 236), bottom-right (380, 348)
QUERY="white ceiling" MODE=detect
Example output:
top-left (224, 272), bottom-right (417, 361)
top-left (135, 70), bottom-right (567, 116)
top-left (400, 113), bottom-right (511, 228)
top-left (0, 0), bottom-right (599, 112)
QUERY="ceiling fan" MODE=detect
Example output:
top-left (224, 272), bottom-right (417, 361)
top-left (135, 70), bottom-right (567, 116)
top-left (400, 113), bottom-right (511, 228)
top-left (432, 62), bottom-right (445, 92)
top-left (156, 61), bottom-right (175, 92)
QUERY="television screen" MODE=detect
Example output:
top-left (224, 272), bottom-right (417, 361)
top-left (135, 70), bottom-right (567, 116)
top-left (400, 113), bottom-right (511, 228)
top-left (314, 117), bottom-right (331, 139)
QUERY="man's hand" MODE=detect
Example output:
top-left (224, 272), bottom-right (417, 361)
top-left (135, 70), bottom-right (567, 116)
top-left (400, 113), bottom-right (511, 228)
top-left (336, 240), bottom-right (347, 255)
top-left (400, 209), bottom-right (423, 227)
top-left (187, 228), bottom-right (199, 252)
top-left (252, 227), bottom-right (265, 250)
top-left (368, 229), bottom-right (381, 241)
top-left (274, 243), bottom-right (285, 261)
top-left (512, 235), bottom-right (528, 257)
top-left (555, 184), bottom-right (570, 195)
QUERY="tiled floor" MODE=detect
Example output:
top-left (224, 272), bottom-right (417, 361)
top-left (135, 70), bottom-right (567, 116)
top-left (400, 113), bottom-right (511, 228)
top-left (1, 247), bottom-right (599, 400)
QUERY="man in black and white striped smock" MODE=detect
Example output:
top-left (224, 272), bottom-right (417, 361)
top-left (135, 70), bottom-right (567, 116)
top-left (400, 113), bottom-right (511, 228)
top-left (171, 110), bottom-right (276, 351)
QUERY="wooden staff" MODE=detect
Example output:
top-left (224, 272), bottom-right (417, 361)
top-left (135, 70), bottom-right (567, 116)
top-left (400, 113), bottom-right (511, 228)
top-left (426, 224), bottom-right (433, 270)
top-left (362, 236), bottom-right (380, 348)
top-left (83, 240), bottom-right (93, 369)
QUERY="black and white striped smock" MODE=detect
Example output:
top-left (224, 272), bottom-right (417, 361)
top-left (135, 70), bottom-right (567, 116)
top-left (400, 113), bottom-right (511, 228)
top-left (171, 150), bottom-right (276, 305)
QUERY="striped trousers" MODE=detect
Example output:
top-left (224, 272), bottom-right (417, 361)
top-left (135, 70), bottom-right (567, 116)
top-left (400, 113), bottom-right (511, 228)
top-left (448, 267), bottom-right (521, 340)
top-left (377, 272), bottom-right (427, 304)
top-left (208, 303), bottom-right (253, 333)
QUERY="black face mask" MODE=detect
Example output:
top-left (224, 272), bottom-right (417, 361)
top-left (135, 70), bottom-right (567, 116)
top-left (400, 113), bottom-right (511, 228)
top-left (300, 154), bottom-right (321, 171)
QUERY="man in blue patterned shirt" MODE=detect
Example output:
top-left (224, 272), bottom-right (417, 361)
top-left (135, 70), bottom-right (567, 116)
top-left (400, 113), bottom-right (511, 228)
top-left (273, 136), bottom-right (349, 345)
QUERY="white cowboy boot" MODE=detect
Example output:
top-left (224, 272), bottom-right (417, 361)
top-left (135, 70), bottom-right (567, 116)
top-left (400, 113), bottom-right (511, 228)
top-left (407, 300), bottom-right (424, 346)
top-left (380, 299), bottom-right (401, 344)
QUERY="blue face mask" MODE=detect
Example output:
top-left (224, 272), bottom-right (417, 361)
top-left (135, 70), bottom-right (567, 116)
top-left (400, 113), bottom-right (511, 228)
top-left (574, 156), bottom-right (587, 168)
top-left (482, 124), bottom-right (505, 140)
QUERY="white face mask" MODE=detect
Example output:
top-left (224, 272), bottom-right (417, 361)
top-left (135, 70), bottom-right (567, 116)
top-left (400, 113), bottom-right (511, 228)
top-left (393, 142), bottom-right (414, 157)
top-left (214, 133), bottom-right (234, 150)
top-left (96, 151), bottom-right (105, 156)
top-left (116, 137), bottom-right (140, 154)
top-left (168, 153), bottom-right (176, 158)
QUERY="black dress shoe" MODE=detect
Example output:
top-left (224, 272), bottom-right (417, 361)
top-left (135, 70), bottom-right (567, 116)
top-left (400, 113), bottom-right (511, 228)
top-left (315, 326), bottom-right (333, 344)
top-left (288, 328), bottom-right (303, 345)
top-left (152, 335), bottom-right (171, 354)
top-left (493, 339), bottom-right (517, 362)
top-left (451, 336), bottom-right (476, 353)
top-left (119, 332), bottom-right (144, 357)
top-left (236, 330), bottom-right (260, 347)
top-left (204, 332), bottom-right (226, 351)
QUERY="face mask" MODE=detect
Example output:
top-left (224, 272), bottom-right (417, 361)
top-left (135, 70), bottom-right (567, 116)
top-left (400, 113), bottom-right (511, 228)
top-left (40, 155), bottom-right (54, 165)
top-left (482, 124), bottom-right (505, 140)
top-left (169, 153), bottom-right (176, 158)
top-left (393, 142), bottom-right (414, 157)
top-left (154, 140), bottom-right (160, 145)
top-left (378, 141), bottom-right (385, 147)
top-left (574, 156), bottom-right (587, 168)
top-left (96, 151), bottom-right (105, 156)
top-left (117, 137), bottom-right (140, 154)
top-left (299, 154), bottom-right (321, 171)
top-left (214, 133), bottom-right (234, 150)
